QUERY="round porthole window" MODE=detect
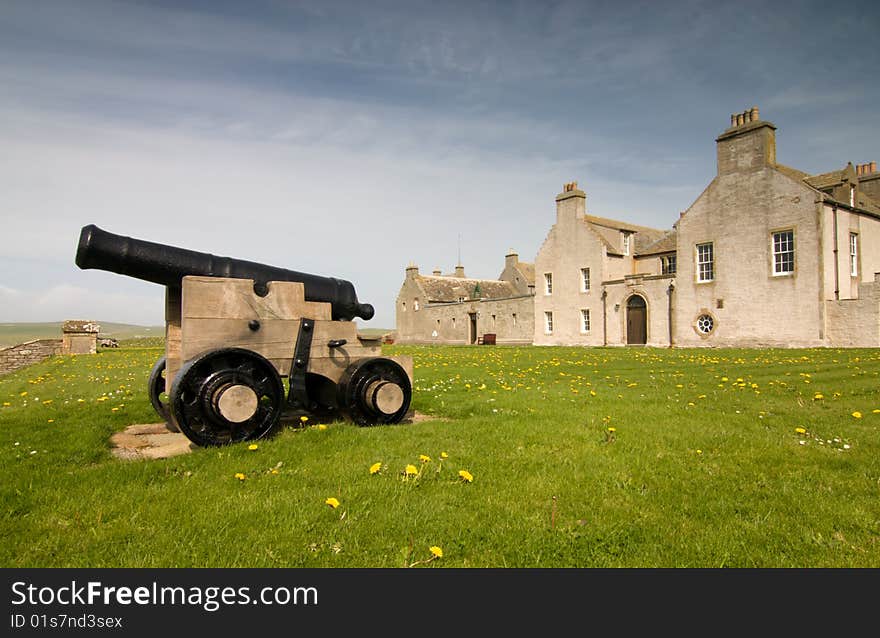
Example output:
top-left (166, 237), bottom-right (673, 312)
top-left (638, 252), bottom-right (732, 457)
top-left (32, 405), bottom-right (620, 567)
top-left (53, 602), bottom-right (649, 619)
top-left (696, 314), bottom-right (715, 335)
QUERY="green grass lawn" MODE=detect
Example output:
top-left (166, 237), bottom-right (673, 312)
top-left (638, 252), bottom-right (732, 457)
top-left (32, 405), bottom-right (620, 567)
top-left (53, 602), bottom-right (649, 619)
top-left (2, 342), bottom-right (879, 567)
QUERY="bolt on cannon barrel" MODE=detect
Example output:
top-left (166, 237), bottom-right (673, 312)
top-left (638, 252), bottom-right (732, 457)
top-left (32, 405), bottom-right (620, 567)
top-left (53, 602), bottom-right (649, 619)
top-left (75, 224), bottom-right (374, 321)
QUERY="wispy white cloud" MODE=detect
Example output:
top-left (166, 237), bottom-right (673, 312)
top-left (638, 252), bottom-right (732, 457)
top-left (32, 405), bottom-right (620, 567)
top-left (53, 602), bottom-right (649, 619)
top-left (1, 0), bottom-right (878, 328)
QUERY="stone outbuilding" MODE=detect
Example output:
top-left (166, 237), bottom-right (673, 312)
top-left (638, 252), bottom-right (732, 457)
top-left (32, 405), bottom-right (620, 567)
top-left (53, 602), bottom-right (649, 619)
top-left (61, 320), bottom-right (100, 354)
top-left (395, 255), bottom-right (535, 345)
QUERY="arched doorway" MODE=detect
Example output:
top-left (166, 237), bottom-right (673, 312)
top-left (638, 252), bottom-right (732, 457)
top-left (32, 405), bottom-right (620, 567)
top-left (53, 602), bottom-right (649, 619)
top-left (626, 295), bottom-right (647, 345)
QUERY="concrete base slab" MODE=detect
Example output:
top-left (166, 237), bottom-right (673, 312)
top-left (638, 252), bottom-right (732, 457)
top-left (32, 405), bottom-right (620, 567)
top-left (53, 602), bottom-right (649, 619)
top-left (110, 412), bottom-right (441, 461)
top-left (110, 423), bottom-right (194, 461)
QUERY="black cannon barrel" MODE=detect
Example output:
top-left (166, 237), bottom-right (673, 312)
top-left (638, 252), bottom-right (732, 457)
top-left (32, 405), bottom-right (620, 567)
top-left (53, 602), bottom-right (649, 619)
top-left (75, 224), bottom-right (374, 321)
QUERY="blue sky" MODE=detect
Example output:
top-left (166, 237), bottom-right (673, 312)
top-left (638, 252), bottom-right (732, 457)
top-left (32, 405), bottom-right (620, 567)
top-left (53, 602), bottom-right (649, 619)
top-left (1, 0), bottom-right (878, 328)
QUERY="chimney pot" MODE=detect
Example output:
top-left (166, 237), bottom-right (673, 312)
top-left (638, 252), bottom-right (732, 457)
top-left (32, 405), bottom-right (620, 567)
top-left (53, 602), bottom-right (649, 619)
top-left (871, 161), bottom-right (877, 174)
top-left (736, 113), bottom-right (744, 126)
top-left (750, 106), bottom-right (759, 121)
top-left (730, 114), bottom-right (737, 127)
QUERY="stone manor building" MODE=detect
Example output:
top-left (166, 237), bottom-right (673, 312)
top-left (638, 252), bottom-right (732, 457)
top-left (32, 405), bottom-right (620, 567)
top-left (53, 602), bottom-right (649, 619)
top-left (397, 107), bottom-right (880, 347)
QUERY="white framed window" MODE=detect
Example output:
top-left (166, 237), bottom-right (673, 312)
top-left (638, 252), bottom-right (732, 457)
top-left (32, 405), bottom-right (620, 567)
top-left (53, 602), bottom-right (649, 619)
top-left (580, 309), bottom-right (591, 333)
top-left (696, 242), bottom-right (714, 282)
top-left (661, 254), bottom-right (677, 275)
top-left (544, 273), bottom-right (553, 295)
top-left (622, 232), bottom-right (631, 255)
top-left (850, 233), bottom-right (859, 276)
top-left (544, 311), bottom-right (553, 334)
top-left (772, 230), bottom-right (795, 276)
top-left (581, 267), bottom-right (590, 292)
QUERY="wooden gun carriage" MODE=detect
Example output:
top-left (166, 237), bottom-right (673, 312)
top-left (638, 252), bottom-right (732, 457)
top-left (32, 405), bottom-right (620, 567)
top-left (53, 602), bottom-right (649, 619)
top-left (76, 224), bottom-right (412, 447)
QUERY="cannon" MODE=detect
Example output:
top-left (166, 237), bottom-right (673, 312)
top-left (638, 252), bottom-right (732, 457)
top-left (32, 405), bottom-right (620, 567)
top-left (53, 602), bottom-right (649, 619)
top-left (76, 225), bottom-right (413, 446)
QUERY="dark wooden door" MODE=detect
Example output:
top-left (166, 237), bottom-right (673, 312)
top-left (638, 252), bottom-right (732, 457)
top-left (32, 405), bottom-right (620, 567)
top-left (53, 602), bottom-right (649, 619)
top-left (627, 296), bottom-right (647, 345)
top-left (469, 313), bottom-right (478, 344)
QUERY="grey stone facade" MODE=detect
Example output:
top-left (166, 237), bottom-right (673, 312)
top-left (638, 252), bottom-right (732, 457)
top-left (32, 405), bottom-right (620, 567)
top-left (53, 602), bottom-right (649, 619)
top-left (397, 107), bottom-right (880, 348)
top-left (395, 255), bottom-right (535, 345)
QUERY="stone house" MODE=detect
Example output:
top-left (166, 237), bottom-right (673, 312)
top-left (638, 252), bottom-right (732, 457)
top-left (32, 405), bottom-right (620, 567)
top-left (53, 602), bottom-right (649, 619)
top-left (395, 253), bottom-right (535, 345)
top-left (536, 107), bottom-right (880, 347)
top-left (397, 107), bottom-right (880, 348)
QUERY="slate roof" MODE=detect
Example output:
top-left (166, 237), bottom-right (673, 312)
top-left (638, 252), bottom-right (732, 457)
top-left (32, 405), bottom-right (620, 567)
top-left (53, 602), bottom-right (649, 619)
top-left (637, 229), bottom-right (678, 256)
top-left (514, 261), bottom-right (535, 285)
top-left (414, 275), bottom-right (519, 303)
top-left (582, 214), bottom-right (668, 256)
top-left (800, 165), bottom-right (880, 214)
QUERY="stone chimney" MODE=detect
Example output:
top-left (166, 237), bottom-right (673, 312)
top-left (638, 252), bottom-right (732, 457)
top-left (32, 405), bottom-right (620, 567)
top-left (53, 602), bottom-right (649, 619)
top-left (454, 264), bottom-right (466, 278)
top-left (716, 106), bottom-right (776, 176)
top-left (856, 162), bottom-right (877, 176)
top-left (857, 161), bottom-right (880, 204)
top-left (555, 180), bottom-right (586, 225)
top-left (505, 249), bottom-right (519, 270)
top-left (405, 262), bottom-right (419, 279)
top-left (432, 267), bottom-right (442, 276)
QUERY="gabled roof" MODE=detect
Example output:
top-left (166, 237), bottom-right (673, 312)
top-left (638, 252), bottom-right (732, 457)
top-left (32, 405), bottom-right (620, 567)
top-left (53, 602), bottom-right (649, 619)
top-left (512, 261), bottom-right (535, 285)
top-left (775, 163), bottom-right (811, 182)
top-left (413, 275), bottom-right (518, 303)
top-left (800, 164), bottom-right (880, 215)
top-left (637, 229), bottom-right (677, 256)
top-left (582, 214), bottom-right (668, 256)
top-left (805, 168), bottom-right (847, 191)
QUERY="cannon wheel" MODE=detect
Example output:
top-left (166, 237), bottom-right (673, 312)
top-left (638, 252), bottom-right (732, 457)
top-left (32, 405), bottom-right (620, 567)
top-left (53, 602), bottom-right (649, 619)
top-left (147, 356), bottom-right (178, 431)
top-left (169, 348), bottom-right (285, 447)
top-left (337, 357), bottom-right (412, 426)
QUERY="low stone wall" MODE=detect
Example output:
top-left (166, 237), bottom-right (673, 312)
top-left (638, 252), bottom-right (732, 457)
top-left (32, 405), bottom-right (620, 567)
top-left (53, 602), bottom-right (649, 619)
top-left (0, 339), bottom-right (63, 376)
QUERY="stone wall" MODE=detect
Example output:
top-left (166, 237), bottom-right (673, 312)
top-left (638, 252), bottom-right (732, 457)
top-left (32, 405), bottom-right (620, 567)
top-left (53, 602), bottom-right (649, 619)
top-left (825, 276), bottom-right (880, 347)
top-left (397, 295), bottom-right (534, 345)
top-left (0, 339), bottom-right (62, 376)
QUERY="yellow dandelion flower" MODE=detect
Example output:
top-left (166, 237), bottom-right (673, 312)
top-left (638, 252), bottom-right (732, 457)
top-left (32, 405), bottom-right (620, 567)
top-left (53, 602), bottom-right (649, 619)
top-left (873, 409), bottom-right (880, 414)
top-left (813, 393), bottom-right (824, 400)
top-left (458, 469), bottom-right (474, 483)
top-left (794, 427), bottom-right (806, 434)
top-left (696, 449), bottom-right (703, 455)
top-left (369, 462), bottom-right (382, 475)
top-left (607, 427), bottom-right (616, 433)
top-left (419, 454), bottom-right (431, 463)
top-left (325, 497), bottom-right (340, 509)
top-left (20, 392), bottom-right (28, 397)
top-left (47, 419), bottom-right (54, 423)
top-left (2, 402), bottom-right (11, 407)
top-left (440, 452), bottom-right (449, 459)
top-left (248, 444), bottom-right (259, 451)
top-left (317, 424), bottom-right (328, 431)
top-left (429, 546), bottom-right (443, 558)
top-left (405, 464), bottom-right (418, 476)
top-left (300, 416), bottom-right (309, 423)
top-left (234, 472), bottom-right (246, 481)
top-left (852, 411), bottom-right (862, 419)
